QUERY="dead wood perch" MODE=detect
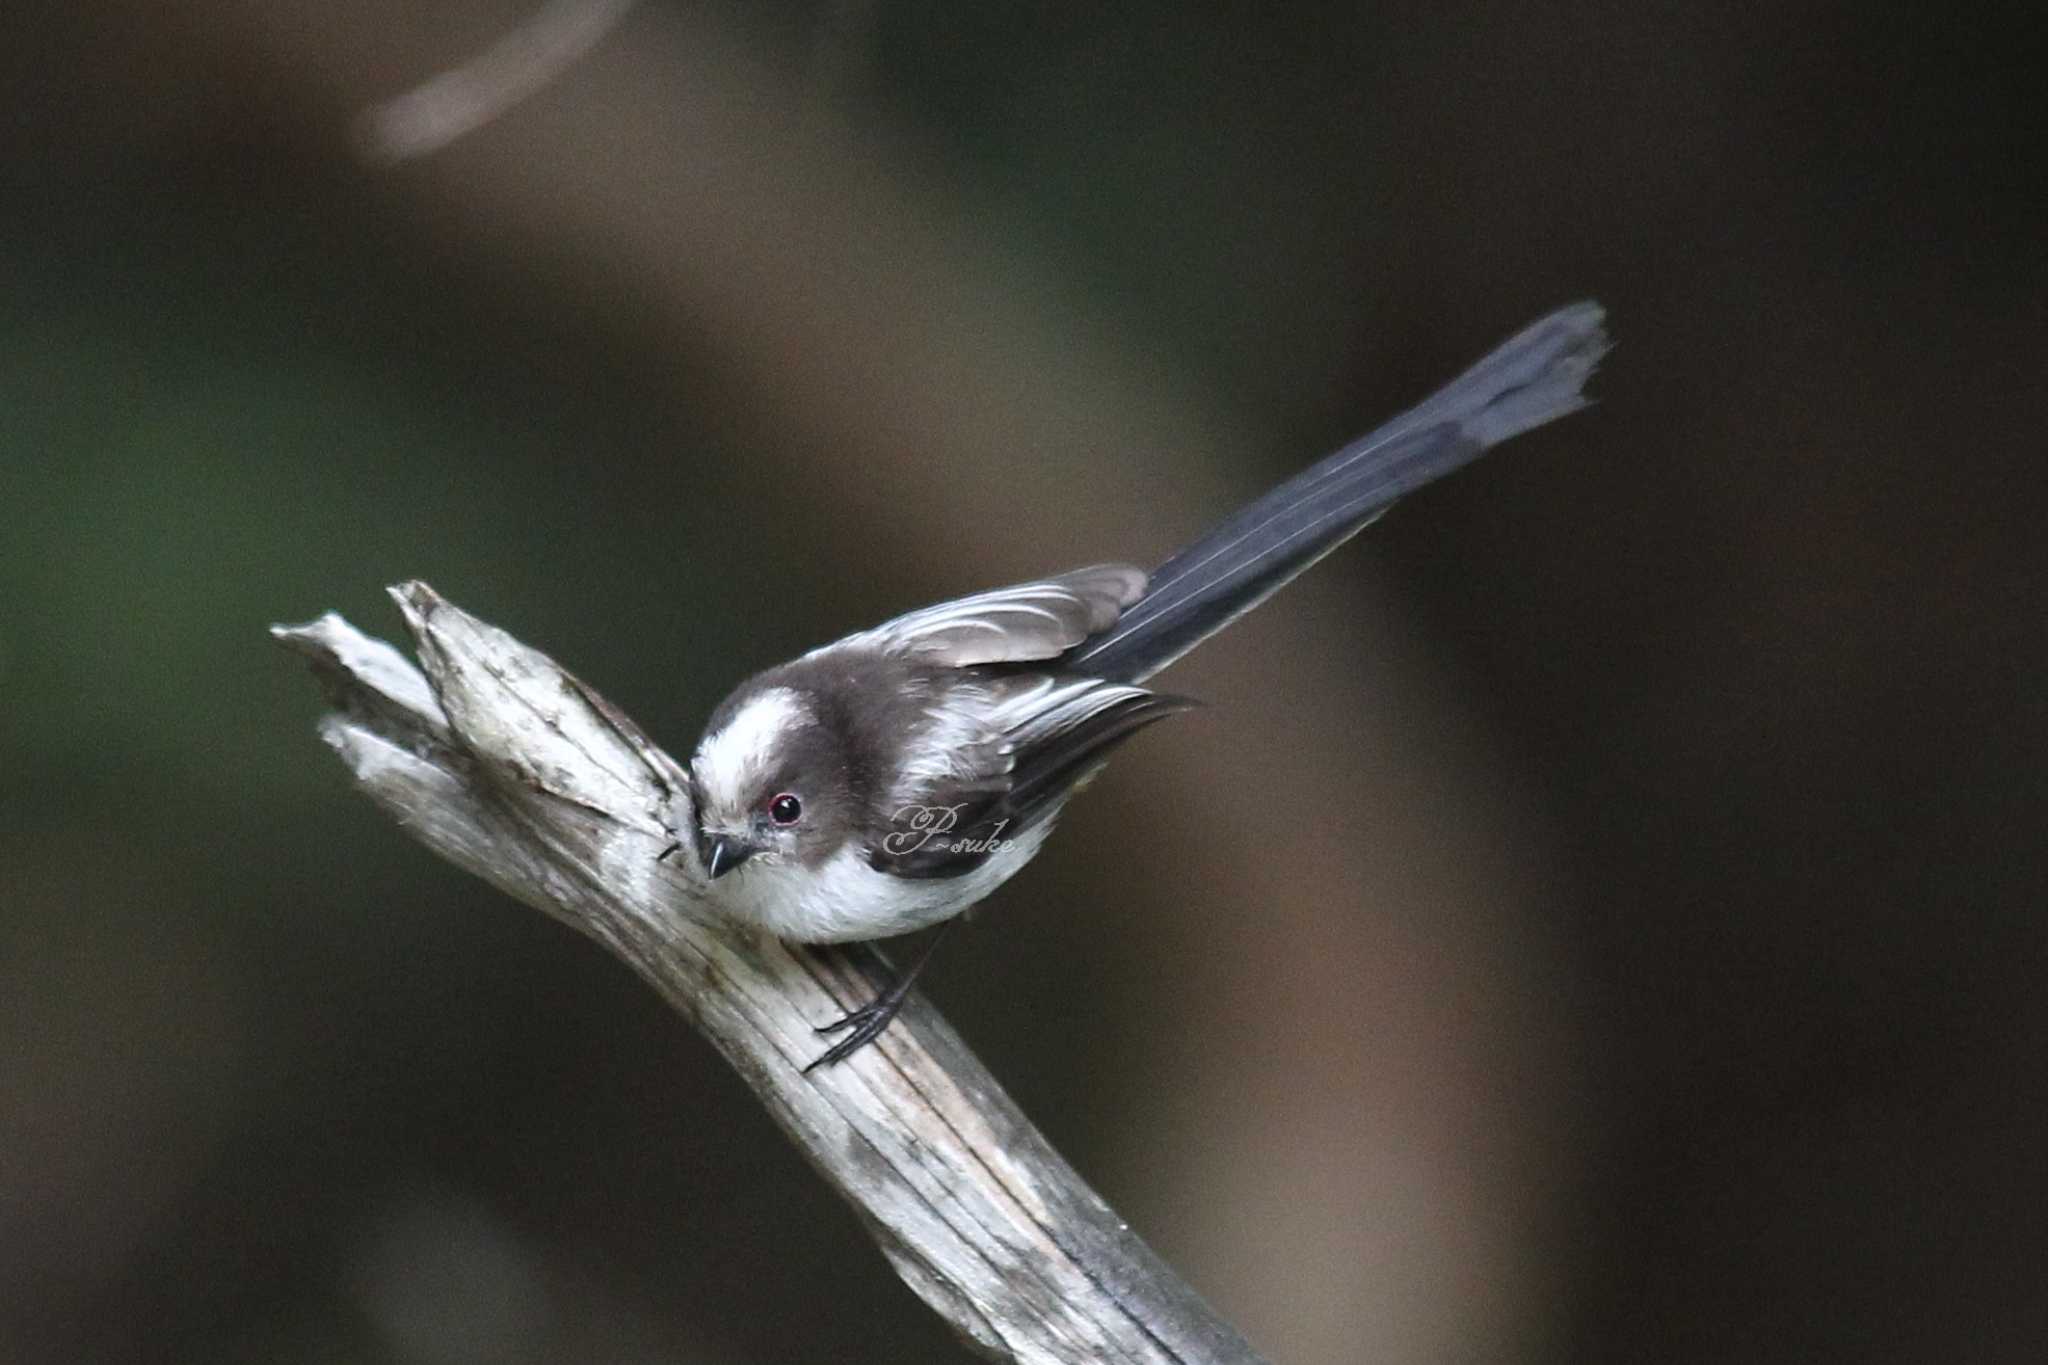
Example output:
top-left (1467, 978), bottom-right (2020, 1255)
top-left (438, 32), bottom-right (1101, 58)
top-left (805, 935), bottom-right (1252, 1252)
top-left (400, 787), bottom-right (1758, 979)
top-left (273, 582), bottom-right (1266, 1365)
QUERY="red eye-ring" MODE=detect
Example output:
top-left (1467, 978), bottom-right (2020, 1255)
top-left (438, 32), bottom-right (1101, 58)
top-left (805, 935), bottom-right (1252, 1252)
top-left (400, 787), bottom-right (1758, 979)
top-left (768, 793), bottom-right (803, 826)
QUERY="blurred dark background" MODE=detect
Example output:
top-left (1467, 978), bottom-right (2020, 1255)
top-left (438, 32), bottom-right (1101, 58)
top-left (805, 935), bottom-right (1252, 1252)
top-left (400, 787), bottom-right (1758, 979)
top-left (4, 2), bottom-right (2042, 1362)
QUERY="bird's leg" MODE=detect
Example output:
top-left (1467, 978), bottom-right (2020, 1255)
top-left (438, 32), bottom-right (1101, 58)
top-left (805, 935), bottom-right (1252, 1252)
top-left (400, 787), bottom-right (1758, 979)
top-left (805, 921), bottom-right (957, 1072)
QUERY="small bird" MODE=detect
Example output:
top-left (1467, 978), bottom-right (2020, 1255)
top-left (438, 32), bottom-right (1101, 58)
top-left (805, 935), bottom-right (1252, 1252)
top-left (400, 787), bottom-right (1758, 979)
top-left (683, 303), bottom-right (1608, 1068)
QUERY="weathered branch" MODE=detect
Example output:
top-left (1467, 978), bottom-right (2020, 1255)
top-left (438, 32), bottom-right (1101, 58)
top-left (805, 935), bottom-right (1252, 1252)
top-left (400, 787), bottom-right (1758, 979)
top-left (273, 582), bottom-right (1266, 1365)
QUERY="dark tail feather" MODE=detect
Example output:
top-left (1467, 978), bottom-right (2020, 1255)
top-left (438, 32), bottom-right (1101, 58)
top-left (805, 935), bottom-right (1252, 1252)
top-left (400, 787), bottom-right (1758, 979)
top-left (1069, 301), bottom-right (1609, 684)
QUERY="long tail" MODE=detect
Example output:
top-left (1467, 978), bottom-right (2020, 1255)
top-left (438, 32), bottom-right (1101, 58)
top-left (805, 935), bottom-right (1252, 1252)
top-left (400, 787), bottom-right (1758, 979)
top-left (1068, 301), bottom-right (1609, 684)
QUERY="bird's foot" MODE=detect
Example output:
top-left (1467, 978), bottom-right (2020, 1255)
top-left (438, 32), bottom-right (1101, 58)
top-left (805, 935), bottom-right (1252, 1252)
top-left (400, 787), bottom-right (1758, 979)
top-left (802, 923), bottom-right (956, 1073)
top-left (804, 987), bottom-right (909, 1072)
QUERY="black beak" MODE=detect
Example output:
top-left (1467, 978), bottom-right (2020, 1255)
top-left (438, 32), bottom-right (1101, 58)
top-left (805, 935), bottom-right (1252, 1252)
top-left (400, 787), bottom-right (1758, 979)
top-left (702, 833), bottom-right (757, 880)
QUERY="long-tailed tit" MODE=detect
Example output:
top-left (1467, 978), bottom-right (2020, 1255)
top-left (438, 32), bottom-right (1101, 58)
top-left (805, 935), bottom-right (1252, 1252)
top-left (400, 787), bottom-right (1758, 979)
top-left (678, 303), bottom-right (1608, 1067)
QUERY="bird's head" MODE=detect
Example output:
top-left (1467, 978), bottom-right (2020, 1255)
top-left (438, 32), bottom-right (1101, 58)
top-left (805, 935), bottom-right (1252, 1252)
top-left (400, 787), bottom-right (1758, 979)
top-left (689, 684), bottom-right (849, 880)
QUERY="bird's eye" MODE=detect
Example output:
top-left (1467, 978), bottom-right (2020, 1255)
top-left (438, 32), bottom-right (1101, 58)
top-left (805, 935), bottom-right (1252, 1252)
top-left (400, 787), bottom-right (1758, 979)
top-left (768, 793), bottom-right (803, 825)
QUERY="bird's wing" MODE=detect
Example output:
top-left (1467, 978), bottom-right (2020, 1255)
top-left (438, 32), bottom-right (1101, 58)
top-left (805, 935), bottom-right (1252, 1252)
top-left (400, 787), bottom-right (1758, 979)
top-left (833, 564), bottom-right (1147, 667)
top-left (870, 672), bottom-right (1194, 879)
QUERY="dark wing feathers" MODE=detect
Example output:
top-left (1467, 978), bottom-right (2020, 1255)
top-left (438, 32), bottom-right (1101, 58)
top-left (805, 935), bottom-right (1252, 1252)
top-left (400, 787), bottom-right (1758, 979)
top-left (869, 675), bottom-right (1194, 879)
top-left (999, 688), bottom-right (1194, 829)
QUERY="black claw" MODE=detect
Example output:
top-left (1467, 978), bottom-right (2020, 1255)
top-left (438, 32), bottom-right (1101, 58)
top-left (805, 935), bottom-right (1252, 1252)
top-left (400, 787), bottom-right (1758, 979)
top-left (805, 990), bottom-right (907, 1068)
top-left (814, 1005), bottom-right (875, 1036)
top-left (805, 1004), bottom-right (899, 1072)
top-left (801, 922), bottom-right (958, 1073)
top-left (802, 1010), bottom-right (892, 1072)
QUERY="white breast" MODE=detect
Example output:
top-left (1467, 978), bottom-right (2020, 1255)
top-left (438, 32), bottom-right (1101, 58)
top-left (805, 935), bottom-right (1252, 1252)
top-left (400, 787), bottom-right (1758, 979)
top-left (712, 822), bottom-right (1053, 943)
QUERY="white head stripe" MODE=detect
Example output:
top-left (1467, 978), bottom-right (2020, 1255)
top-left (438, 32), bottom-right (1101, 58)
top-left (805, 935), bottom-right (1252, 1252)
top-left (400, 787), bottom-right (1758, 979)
top-left (694, 687), bottom-right (808, 812)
